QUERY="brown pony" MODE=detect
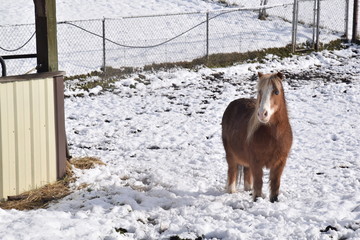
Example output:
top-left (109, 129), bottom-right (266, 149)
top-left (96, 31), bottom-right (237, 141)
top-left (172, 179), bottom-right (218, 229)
top-left (222, 72), bottom-right (292, 202)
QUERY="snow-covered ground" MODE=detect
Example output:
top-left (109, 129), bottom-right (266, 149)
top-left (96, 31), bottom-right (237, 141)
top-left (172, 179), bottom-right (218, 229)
top-left (1, 1), bottom-right (360, 239)
top-left (1, 45), bottom-right (360, 240)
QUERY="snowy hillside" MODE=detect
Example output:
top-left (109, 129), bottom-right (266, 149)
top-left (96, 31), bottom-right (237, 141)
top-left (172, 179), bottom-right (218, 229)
top-left (3, 0), bottom-right (230, 24)
top-left (1, 0), bottom-right (347, 76)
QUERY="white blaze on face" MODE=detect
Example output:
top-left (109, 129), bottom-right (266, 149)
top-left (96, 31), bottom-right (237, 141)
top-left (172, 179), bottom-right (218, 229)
top-left (257, 83), bottom-right (275, 123)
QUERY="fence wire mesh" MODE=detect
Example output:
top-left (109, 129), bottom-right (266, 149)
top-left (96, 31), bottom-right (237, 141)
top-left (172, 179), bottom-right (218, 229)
top-left (57, 20), bottom-right (104, 75)
top-left (301, 0), bottom-right (348, 42)
top-left (208, 7), bottom-right (295, 54)
top-left (105, 12), bottom-right (207, 69)
top-left (0, 1), bottom-right (355, 77)
top-left (0, 24), bottom-right (37, 75)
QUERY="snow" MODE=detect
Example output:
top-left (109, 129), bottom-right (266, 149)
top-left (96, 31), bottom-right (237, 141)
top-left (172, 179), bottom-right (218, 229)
top-left (1, 0), bottom-right (360, 239)
top-left (1, 0), bottom-right (295, 25)
top-left (1, 44), bottom-right (360, 239)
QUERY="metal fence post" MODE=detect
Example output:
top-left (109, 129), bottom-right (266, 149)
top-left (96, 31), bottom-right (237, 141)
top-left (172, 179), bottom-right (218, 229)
top-left (315, 0), bottom-right (320, 50)
top-left (291, 0), bottom-right (299, 53)
top-left (353, 0), bottom-right (359, 43)
top-left (312, 0), bottom-right (317, 48)
top-left (0, 56), bottom-right (6, 77)
top-left (259, 0), bottom-right (268, 20)
top-left (344, 0), bottom-right (349, 40)
top-left (206, 12), bottom-right (209, 60)
top-left (102, 18), bottom-right (106, 73)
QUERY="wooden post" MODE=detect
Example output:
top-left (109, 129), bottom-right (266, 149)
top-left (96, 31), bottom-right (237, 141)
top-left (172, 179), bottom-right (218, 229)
top-left (33, 0), bottom-right (58, 73)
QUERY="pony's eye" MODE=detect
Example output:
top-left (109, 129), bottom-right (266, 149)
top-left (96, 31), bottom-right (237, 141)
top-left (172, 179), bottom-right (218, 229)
top-left (274, 90), bottom-right (280, 95)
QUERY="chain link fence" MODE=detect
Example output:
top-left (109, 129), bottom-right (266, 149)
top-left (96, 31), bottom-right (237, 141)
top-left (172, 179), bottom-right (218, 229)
top-left (105, 12), bottom-right (206, 69)
top-left (302, 0), bottom-right (348, 45)
top-left (57, 20), bottom-right (104, 74)
top-left (0, 1), bottom-right (355, 77)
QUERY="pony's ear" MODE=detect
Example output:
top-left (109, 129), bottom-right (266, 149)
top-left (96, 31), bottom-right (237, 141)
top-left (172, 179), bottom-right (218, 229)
top-left (258, 72), bottom-right (264, 78)
top-left (277, 72), bottom-right (284, 80)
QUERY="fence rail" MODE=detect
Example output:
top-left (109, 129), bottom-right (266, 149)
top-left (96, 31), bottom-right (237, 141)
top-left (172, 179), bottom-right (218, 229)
top-left (0, 0), bottom-right (356, 77)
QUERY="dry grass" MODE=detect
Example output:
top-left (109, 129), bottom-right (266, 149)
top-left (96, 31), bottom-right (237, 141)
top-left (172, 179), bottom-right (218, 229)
top-left (70, 156), bottom-right (106, 169)
top-left (0, 157), bottom-right (105, 211)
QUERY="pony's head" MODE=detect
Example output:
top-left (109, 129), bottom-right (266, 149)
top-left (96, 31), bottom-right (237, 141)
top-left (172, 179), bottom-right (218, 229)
top-left (256, 72), bottom-right (284, 124)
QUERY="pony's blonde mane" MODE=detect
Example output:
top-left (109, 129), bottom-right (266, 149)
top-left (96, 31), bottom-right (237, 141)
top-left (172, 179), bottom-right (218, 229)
top-left (246, 73), bottom-right (283, 142)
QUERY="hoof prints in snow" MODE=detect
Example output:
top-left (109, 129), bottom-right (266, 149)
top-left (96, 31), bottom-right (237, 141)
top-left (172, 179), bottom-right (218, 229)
top-left (2, 46), bottom-right (360, 240)
top-left (63, 47), bottom-right (360, 239)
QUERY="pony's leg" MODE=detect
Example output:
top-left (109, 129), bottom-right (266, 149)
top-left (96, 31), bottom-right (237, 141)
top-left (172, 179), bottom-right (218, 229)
top-left (251, 167), bottom-right (263, 201)
top-left (269, 163), bottom-right (285, 202)
top-left (236, 165), bottom-right (243, 189)
top-left (226, 160), bottom-right (238, 193)
top-left (243, 167), bottom-right (252, 191)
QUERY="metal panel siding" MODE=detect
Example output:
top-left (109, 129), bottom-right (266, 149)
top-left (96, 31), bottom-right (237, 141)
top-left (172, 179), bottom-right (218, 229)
top-left (45, 79), bottom-right (57, 183)
top-left (14, 81), bottom-right (32, 193)
top-left (0, 83), bottom-right (17, 197)
top-left (0, 78), bottom-right (57, 200)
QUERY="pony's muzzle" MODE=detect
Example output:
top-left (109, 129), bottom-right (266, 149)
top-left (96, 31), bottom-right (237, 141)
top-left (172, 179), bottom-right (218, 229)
top-left (257, 109), bottom-right (269, 123)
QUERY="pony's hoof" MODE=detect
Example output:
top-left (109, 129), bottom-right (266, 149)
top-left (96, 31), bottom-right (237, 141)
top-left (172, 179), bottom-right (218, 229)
top-left (270, 195), bottom-right (279, 203)
top-left (244, 182), bottom-right (252, 191)
top-left (226, 183), bottom-right (237, 194)
top-left (253, 193), bottom-right (265, 202)
top-left (227, 188), bottom-right (237, 194)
